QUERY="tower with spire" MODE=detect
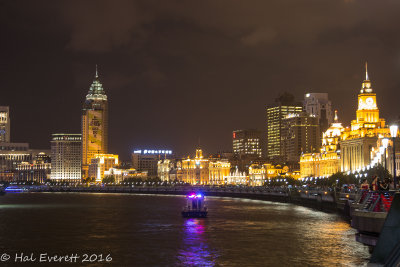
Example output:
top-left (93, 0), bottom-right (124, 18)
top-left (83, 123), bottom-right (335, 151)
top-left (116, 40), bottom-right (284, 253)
top-left (354, 62), bottom-right (382, 129)
top-left (81, 66), bottom-right (109, 178)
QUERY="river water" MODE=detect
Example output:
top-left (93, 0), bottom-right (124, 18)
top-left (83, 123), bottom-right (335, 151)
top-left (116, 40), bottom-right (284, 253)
top-left (0, 193), bottom-right (369, 266)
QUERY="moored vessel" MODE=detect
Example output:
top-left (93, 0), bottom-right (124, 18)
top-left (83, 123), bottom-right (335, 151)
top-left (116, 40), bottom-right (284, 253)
top-left (182, 193), bottom-right (208, 218)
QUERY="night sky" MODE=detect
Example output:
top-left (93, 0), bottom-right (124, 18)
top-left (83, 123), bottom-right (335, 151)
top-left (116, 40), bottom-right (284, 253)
top-left (1, 0), bottom-right (400, 161)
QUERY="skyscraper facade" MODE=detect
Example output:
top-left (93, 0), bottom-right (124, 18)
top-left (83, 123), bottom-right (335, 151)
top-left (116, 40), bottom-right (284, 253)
top-left (232, 129), bottom-right (262, 158)
top-left (303, 93), bottom-right (333, 133)
top-left (0, 106), bottom-right (10, 142)
top-left (81, 67), bottom-right (108, 178)
top-left (266, 103), bottom-right (303, 160)
top-left (50, 134), bottom-right (82, 181)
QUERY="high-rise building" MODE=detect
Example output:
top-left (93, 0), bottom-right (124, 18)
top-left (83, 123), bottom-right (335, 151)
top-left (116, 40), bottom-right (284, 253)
top-left (303, 93), bottom-right (333, 132)
top-left (266, 94), bottom-right (303, 160)
top-left (50, 134), bottom-right (82, 181)
top-left (340, 63), bottom-right (391, 172)
top-left (0, 106), bottom-right (10, 142)
top-left (232, 129), bottom-right (262, 158)
top-left (281, 112), bottom-right (320, 164)
top-left (82, 67), bottom-right (108, 178)
top-left (132, 149), bottom-right (173, 178)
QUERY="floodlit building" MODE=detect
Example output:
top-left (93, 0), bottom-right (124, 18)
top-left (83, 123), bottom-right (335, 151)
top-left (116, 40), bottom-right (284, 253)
top-left (179, 148), bottom-right (231, 185)
top-left (303, 93), bottom-right (333, 133)
top-left (88, 154), bottom-right (119, 182)
top-left (82, 66), bottom-right (108, 178)
top-left (248, 163), bottom-right (289, 186)
top-left (300, 110), bottom-right (344, 178)
top-left (0, 106), bottom-right (10, 142)
top-left (15, 152), bottom-right (51, 183)
top-left (340, 63), bottom-right (391, 172)
top-left (50, 134), bottom-right (82, 181)
top-left (104, 168), bottom-right (148, 183)
top-left (132, 149), bottom-right (172, 178)
top-left (224, 167), bottom-right (248, 185)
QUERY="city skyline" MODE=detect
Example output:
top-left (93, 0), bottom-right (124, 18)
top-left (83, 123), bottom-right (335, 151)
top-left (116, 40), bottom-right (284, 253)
top-left (2, 1), bottom-right (400, 160)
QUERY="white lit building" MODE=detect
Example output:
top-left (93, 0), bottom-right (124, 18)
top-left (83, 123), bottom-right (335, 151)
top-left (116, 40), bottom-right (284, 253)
top-left (50, 134), bottom-right (82, 181)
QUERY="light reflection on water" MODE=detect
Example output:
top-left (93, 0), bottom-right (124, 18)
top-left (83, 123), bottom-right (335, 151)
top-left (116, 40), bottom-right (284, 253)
top-left (0, 193), bottom-right (370, 266)
top-left (177, 219), bottom-right (217, 267)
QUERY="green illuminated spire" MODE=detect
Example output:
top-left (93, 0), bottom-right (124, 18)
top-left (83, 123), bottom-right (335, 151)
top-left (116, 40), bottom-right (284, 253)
top-left (85, 65), bottom-right (107, 101)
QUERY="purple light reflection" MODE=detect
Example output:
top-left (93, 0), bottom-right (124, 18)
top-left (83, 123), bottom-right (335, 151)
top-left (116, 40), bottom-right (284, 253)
top-left (177, 219), bottom-right (217, 266)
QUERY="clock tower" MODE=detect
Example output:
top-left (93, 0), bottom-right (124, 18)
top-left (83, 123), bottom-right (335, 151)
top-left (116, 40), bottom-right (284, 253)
top-left (355, 62), bottom-right (379, 125)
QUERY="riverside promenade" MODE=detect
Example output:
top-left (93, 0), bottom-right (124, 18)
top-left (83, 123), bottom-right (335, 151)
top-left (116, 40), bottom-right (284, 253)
top-left (23, 185), bottom-right (355, 213)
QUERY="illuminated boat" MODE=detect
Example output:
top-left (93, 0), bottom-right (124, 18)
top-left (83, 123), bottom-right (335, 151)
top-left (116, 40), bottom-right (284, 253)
top-left (182, 193), bottom-right (208, 218)
top-left (4, 186), bottom-right (27, 193)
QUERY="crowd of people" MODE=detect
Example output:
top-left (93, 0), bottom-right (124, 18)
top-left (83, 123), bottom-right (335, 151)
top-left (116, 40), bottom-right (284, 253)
top-left (360, 176), bottom-right (393, 191)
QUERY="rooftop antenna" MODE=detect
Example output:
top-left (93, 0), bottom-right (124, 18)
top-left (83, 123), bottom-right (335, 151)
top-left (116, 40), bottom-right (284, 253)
top-left (365, 61), bottom-right (369, 81)
top-left (95, 64), bottom-right (98, 78)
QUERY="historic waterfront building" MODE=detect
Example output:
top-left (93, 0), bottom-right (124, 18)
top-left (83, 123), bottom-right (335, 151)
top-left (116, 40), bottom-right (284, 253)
top-left (178, 148), bottom-right (231, 185)
top-left (0, 106), bottom-right (10, 142)
top-left (88, 154), bottom-right (119, 182)
top-left (340, 63), bottom-right (391, 172)
top-left (132, 149), bottom-right (173, 178)
top-left (303, 93), bottom-right (333, 133)
top-left (50, 134), bottom-right (82, 181)
top-left (82, 67), bottom-right (108, 178)
top-left (300, 110), bottom-right (344, 178)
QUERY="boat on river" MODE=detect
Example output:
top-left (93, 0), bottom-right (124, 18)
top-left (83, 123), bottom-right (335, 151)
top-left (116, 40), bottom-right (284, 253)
top-left (182, 193), bottom-right (208, 218)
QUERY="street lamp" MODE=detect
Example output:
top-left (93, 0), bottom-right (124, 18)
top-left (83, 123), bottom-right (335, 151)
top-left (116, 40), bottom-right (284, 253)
top-left (382, 138), bottom-right (389, 171)
top-left (390, 125), bottom-right (398, 188)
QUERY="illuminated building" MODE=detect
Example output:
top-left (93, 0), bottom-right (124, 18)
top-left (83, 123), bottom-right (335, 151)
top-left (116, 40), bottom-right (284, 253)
top-left (158, 159), bottom-right (179, 182)
top-left (232, 129), bottom-right (262, 158)
top-left (179, 148), bottom-right (231, 185)
top-left (15, 152), bottom-right (51, 183)
top-left (300, 110), bottom-right (344, 178)
top-left (88, 154), bottom-right (119, 182)
top-left (267, 98), bottom-right (303, 159)
top-left (82, 67), bottom-right (108, 178)
top-left (281, 112), bottom-right (320, 165)
top-left (303, 93), bottom-right (333, 132)
top-left (209, 160), bottom-right (230, 185)
top-left (248, 163), bottom-right (289, 186)
top-left (0, 106), bottom-right (10, 142)
top-left (132, 149), bottom-right (172, 178)
top-left (340, 63), bottom-right (391, 172)
top-left (0, 142), bottom-right (31, 181)
top-left (50, 134), bottom-right (81, 181)
top-left (104, 168), bottom-right (148, 183)
top-left (224, 167), bottom-right (248, 185)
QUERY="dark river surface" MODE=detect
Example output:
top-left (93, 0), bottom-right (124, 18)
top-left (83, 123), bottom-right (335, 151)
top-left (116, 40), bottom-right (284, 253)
top-left (0, 193), bottom-right (370, 266)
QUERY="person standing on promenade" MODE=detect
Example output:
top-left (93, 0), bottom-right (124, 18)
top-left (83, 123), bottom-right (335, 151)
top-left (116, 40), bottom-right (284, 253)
top-left (360, 179), bottom-right (369, 190)
top-left (371, 176), bottom-right (378, 191)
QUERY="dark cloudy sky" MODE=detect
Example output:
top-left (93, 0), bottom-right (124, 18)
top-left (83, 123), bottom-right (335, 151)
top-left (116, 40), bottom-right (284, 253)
top-left (1, 0), bottom-right (400, 160)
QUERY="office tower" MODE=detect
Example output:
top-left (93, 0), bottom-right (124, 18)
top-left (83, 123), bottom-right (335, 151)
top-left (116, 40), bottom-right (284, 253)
top-left (232, 129), bottom-right (262, 158)
top-left (82, 66), bottom-right (108, 178)
top-left (266, 93), bottom-right (303, 160)
top-left (281, 112), bottom-right (320, 164)
top-left (50, 134), bottom-right (82, 181)
top-left (303, 93), bottom-right (333, 132)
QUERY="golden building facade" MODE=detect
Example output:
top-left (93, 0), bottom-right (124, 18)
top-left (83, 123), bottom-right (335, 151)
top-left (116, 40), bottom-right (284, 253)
top-left (340, 63), bottom-right (391, 172)
top-left (82, 67), bottom-right (108, 178)
top-left (300, 110), bottom-right (343, 177)
top-left (88, 154), bottom-right (118, 182)
top-left (179, 148), bottom-right (231, 185)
